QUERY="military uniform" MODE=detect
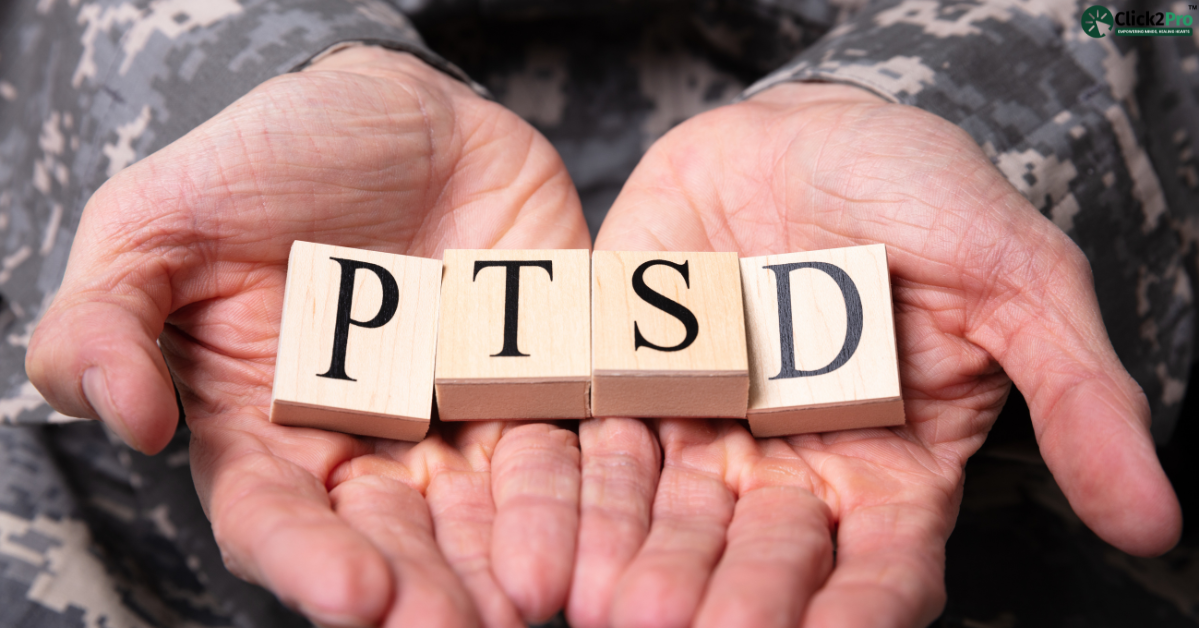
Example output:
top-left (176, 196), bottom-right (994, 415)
top-left (0, 0), bottom-right (1194, 626)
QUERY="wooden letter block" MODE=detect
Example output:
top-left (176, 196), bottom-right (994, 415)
top-left (270, 241), bottom-right (442, 441)
top-left (591, 251), bottom-right (748, 418)
top-left (435, 249), bottom-right (591, 420)
top-left (740, 244), bottom-right (904, 437)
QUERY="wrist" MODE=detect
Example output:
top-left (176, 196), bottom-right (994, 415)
top-left (304, 45), bottom-right (480, 103)
top-left (749, 81), bottom-right (888, 108)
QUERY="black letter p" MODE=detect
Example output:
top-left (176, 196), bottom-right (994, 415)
top-left (317, 257), bottom-right (399, 381)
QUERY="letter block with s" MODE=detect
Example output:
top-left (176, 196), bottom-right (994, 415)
top-left (740, 245), bottom-right (904, 437)
top-left (435, 249), bottom-right (592, 420)
top-left (269, 241), bottom-right (442, 441)
top-left (591, 251), bottom-right (749, 418)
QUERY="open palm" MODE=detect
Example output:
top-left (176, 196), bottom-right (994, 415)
top-left (569, 83), bottom-right (1182, 628)
top-left (27, 47), bottom-right (588, 628)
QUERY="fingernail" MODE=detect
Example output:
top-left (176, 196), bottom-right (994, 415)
top-left (83, 367), bottom-right (141, 451)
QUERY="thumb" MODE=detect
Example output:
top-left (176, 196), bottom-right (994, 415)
top-left (26, 211), bottom-right (179, 455)
top-left (971, 223), bottom-right (1181, 557)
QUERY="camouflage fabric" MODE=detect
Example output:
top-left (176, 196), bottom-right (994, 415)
top-left (0, 0), bottom-right (1195, 626)
top-left (1, 419), bottom-right (312, 627)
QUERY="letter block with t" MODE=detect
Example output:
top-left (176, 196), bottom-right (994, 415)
top-left (740, 244), bottom-right (904, 437)
top-left (435, 249), bottom-right (591, 420)
top-left (591, 251), bottom-right (749, 418)
top-left (270, 241), bottom-right (442, 441)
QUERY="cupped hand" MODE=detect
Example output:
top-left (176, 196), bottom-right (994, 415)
top-left (567, 82), bottom-right (1182, 628)
top-left (26, 47), bottom-right (588, 628)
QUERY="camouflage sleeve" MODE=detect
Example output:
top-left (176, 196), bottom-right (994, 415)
top-left (742, 0), bottom-right (1199, 441)
top-left (0, 0), bottom-right (482, 427)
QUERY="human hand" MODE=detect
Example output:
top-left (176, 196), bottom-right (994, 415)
top-left (567, 82), bottom-right (1182, 628)
top-left (26, 47), bottom-right (588, 627)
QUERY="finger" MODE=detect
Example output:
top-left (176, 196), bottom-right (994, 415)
top-left (422, 424), bottom-right (525, 628)
top-left (801, 503), bottom-right (949, 628)
top-left (332, 474), bottom-right (480, 628)
top-left (567, 417), bottom-right (661, 628)
top-left (610, 420), bottom-right (735, 628)
top-left (193, 420), bottom-right (394, 627)
top-left (966, 224), bottom-right (1181, 555)
top-left (27, 267), bottom-right (179, 454)
top-left (693, 487), bottom-right (833, 628)
top-left (488, 422), bottom-right (582, 623)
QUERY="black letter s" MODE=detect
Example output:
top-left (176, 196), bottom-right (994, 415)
top-left (632, 259), bottom-right (699, 352)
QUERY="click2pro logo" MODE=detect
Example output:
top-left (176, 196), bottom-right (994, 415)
top-left (1082, 4), bottom-right (1195, 37)
top-left (1082, 5), bottom-right (1115, 36)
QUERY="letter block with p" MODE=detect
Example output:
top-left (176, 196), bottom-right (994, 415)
top-left (435, 249), bottom-right (592, 420)
top-left (591, 251), bottom-right (749, 418)
top-left (740, 245), bottom-right (904, 437)
top-left (269, 241), bottom-right (442, 441)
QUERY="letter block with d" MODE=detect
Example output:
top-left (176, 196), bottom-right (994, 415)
top-left (435, 249), bottom-right (591, 420)
top-left (740, 245), bottom-right (904, 437)
top-left (591, 251), bottom-right (749, 418)
top-left (270, 241), bottom-right (442, 441)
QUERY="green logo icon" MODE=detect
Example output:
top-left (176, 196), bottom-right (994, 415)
top-left (1082, 5), bottom-right (1115, 37)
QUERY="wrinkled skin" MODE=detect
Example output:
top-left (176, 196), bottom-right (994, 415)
top-left (26, 45), bottom-right (1181, 628)
top-left (27, 47), bottom-right (589, 628)
top-left (566, 83), bottom-right (1182, 628)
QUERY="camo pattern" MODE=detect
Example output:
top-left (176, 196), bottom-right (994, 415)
top-left (0, 419), bottom-right (313, 627)
top-left (0, 0), bottom-right (1195, 626)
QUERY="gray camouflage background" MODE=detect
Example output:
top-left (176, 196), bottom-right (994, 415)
top-left (0, 0), bottom-right (1195, 626)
